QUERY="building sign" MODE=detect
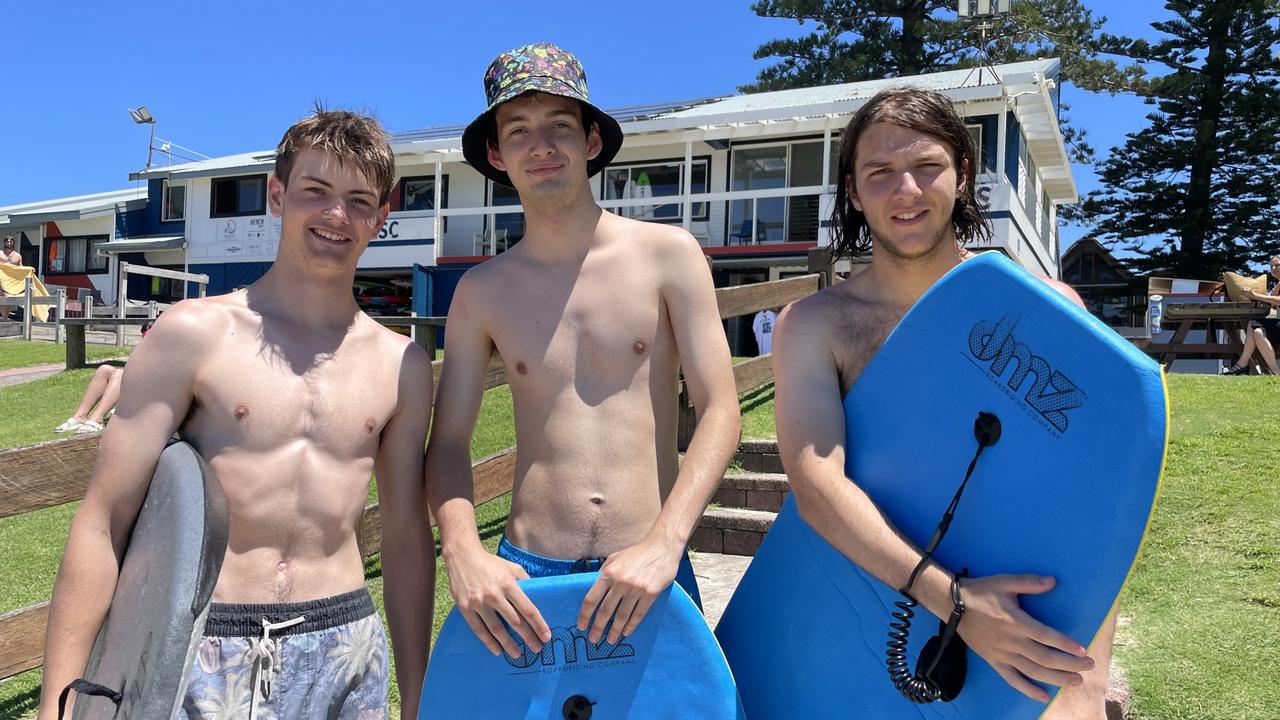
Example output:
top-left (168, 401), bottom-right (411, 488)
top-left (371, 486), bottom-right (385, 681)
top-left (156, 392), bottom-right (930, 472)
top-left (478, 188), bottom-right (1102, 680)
top-left (375, 216), bottom-right (435, 242)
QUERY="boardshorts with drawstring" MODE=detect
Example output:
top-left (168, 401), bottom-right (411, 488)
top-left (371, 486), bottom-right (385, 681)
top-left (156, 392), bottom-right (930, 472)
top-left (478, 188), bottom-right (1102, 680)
top-left (179, 588), bottom-right (388, 720)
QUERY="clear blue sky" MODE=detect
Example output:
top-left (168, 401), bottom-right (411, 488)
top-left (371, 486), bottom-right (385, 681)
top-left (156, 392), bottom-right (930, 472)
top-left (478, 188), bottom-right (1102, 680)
top-left (2, 1), bottom-right (1173, 254)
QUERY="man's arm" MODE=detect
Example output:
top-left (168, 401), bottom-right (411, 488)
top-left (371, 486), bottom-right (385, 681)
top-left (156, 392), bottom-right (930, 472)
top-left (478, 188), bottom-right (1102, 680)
top-left (37, 304), bottom-right (211, 719)
top-left (772, 298), bottom-right (1092, 703)
top-left (424, 273), bottom-right (550, 658)
top-left (578, 231), bottom-right (741, 644)
top-left (374, 340), bottom-right (434, 720)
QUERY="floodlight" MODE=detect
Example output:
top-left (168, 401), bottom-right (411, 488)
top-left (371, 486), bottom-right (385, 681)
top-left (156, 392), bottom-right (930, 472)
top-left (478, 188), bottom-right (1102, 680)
top-left (129, 106), bottom-right (155, 124)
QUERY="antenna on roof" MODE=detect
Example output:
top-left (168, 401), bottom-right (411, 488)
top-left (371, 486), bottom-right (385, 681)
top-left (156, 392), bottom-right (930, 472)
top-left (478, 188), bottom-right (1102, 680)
top-left (957, 0), bottom-right (1012, 85)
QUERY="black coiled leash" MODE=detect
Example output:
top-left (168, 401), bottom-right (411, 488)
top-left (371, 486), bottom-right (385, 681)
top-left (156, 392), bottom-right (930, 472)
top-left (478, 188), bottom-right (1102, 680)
top-left (886, 411), bottom-right (1001, 704)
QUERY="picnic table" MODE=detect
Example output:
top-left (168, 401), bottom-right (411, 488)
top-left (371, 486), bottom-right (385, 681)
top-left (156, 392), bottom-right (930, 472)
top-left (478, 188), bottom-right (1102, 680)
top-left (1147, 301), bottom-right (1271, 370)
top-left (58, 316), bottom-right (446, 370)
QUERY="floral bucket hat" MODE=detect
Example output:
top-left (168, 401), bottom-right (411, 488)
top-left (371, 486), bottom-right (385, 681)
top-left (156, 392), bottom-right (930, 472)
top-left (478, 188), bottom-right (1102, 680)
top-left (461, 43), bottom-right (624, 188)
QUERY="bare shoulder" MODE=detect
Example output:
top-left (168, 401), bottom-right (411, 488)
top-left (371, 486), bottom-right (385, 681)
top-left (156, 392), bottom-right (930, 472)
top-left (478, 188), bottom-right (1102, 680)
top-left (142, 295), bottom-right (239, 353)
top-left (1041, 277), bottom-right (1086, 309)
top-left (784, 276), bottom-right (904, 393)
top-left (356, 314), bottom-right (433, 373)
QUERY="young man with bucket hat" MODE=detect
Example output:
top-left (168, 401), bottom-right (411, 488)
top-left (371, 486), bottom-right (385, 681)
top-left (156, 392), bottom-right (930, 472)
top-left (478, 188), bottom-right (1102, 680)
top-left (426, 43), bottom-right (740, 659)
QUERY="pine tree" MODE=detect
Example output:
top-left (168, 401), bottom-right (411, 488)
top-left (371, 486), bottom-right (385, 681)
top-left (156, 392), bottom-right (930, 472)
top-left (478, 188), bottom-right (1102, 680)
top-left (742, 1), bottom-right (1141, 165)
top-left (1082, 1), bottom-right (1280, 277)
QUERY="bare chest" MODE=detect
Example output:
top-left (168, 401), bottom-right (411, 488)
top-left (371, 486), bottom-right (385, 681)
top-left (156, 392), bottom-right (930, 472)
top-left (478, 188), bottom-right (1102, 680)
top-left (488, 271), bottom-right (672, 392)
top-left (187, 341), bottom-right (397, 456)
top-left (834, 308), bottom-right (905, 397)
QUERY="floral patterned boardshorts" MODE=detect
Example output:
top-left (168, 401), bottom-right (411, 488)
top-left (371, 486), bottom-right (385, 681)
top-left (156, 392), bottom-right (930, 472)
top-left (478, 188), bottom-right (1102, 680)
top-left (180, 588), bottom-right (389, 720)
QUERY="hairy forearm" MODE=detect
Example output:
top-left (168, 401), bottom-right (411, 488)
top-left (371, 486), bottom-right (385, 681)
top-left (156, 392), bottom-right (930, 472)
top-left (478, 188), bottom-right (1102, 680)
top-left (37, 521), bottom-right (123, 718)
top-left (789, 463), bottom-right (955, 621)
top-left (381, 525), bottom-right (435, 719)
top-left (649, 402), bottom-right (740, 549)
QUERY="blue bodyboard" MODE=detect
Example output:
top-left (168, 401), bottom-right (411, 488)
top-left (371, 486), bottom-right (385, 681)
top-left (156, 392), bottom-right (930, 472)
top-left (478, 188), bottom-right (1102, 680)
top-left (421, 573), bottom-right (744, 719)
top-left (716, 252), bottom-right (1167, 719)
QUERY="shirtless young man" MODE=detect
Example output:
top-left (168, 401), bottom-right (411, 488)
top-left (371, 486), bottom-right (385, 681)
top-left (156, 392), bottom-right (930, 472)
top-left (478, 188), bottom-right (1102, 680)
top-left (426, 43), bottom-right (740, 660)
top-left (38, 109), bottom-right (435, 720)
top-left (1, 235), bottom-right (20, 264)
top-left (772, 88), bottom-right (1116, 718)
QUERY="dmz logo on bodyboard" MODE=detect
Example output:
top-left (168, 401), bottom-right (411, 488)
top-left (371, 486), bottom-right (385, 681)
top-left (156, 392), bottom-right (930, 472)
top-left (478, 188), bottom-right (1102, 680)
top-left (504, 625), bottom-right (636, 674)
top-left (966, 314), bottom-right (1085, 435)
top-left (422, 573), bottom-right (745, 719)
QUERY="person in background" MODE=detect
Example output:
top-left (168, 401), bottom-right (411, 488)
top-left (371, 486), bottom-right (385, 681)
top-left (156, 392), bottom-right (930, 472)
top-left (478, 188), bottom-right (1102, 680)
top-left (1222, 254), bottom-right (1280, 375)
top-left (55, 321), bottom-right (156, 434)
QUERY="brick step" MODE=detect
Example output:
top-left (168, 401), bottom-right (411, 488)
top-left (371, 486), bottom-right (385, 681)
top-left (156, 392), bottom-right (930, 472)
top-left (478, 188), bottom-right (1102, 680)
top-left (712, 471), bottom-right (790, 513)
top-left (690, 506), bottom-right (776, 556)
top-left (732, 439), bottom-right (782, 474)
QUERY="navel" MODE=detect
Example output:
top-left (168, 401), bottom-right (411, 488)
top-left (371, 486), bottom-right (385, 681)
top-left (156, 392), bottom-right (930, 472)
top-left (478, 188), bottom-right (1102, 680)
top-left (589, 495), bottom-right (605, 506)
top-left (515, 361), bottom-right (528, 375)
top-left (632, 341), bottom-right (647, 355)
top-left (233, 404), bottom-right (250, 421)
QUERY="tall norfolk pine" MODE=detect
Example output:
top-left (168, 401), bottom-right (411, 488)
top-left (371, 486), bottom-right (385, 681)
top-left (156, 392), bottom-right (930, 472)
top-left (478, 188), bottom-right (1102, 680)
top-left (1082, 1), bottom-right (1280, 277)
top-left (743, 1), bottom-right (1280, 276)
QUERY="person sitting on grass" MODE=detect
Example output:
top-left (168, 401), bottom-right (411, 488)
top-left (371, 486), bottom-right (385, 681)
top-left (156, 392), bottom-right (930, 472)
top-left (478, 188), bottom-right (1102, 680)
top-left (54, 321), bottom-right (155, 434)
top-left (1222, 255), bottom-right (1280, 375)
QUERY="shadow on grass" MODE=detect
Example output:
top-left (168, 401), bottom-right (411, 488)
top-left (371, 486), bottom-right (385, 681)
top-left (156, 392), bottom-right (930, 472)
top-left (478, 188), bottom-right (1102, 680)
top-left (740, 383), bottom-right (774, 416)
top-left (0, 686), bottom-right (39, 718)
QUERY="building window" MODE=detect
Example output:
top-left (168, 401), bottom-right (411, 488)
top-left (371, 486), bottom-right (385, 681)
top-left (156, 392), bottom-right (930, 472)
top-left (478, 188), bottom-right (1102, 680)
top-left (162, 181), bottom-right (186, 222)
top-left (602, 158), bottom-right (710, 222)
top-left (45, 235), bottom-right (109, 274)
top-left (728, 140), bottom-right (830, 245)
top-left (399, 175), bottom-right (449, 231)
top-left (210, 174), bottom-right (267, 218)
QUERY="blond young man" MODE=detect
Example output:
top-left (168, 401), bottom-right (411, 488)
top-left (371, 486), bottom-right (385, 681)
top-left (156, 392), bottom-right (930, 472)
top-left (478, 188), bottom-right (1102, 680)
top-left (38, 109), bottom-right (435, 720)
top-left (426, 43), bottom-right (740, 660)
top-left (772, 88), bottom-right (1115, 718)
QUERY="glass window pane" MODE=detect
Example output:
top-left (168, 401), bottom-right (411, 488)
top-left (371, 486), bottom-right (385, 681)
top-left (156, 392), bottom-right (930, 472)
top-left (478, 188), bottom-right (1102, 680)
top-left (212, 179), bottom-right (237, 216)
top-left (732, 146), bottom-right (786, 191)
top-left (66, 238), bottom-right (87, 272)
top-left (47, 240), bottom-right (64, 272)
top-left (757, 197), bottom-right (785, 243)
top-left (691, 161), bottom-right (708, 219)
top-left (238, 177), bottom-right (265, 214)
top-left (829, 133), bottom-right (842, 185)
top-left (164, 183), bottom-right (185, 221)
top-left (790, 142), bottom-right (823, 187)
top-left (88, 237), bottom-right (108, 271)
top-left (604, 169), bottom-right (630, 201)
top-left (403, 179), bottom-right (435, 211)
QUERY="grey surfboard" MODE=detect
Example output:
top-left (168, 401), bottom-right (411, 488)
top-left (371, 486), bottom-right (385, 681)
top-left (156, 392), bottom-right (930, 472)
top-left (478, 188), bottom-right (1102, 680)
top-left (70, 441), bottom-right (227, 720)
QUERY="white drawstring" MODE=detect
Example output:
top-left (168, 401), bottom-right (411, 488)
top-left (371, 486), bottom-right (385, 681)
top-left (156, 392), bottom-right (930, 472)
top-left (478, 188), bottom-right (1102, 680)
top-left (246, 615), bottom-right (305, 720)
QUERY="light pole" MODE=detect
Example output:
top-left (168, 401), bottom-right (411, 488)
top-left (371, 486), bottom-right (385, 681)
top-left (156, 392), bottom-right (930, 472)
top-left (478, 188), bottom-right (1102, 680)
top-left (128, 106), bottom-right (157, 169)
top-left (957, 0), bottom-right (1012, 84)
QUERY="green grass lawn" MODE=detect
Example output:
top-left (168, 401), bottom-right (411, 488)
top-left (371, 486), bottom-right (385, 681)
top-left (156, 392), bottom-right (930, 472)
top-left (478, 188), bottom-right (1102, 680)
top-left (2, 374), bottom-right (1275, 719)
top-left (0, 340), bottom-right (131, 372)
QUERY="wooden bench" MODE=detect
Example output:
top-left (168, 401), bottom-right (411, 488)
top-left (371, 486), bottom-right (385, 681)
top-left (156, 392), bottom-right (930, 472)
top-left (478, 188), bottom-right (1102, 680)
top-left (1148, 302), bottom-right (1271, 370)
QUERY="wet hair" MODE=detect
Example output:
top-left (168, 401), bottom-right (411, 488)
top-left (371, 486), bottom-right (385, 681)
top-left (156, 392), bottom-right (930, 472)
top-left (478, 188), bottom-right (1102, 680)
top-left (829, 87), bottom-right (991, 260)
top-left (274, 103), bottom-right (396, 205)
top-left (484, 91), bottom-right (595, 151)
top-left (3, 235), bottom-right (13, 247)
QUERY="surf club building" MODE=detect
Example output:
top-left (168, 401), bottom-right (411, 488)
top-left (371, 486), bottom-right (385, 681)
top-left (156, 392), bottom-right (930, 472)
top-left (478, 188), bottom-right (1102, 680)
top-left (127, 58), bottom-right (1075, 350)
top-left (0, 183), bottom-right (192, 309)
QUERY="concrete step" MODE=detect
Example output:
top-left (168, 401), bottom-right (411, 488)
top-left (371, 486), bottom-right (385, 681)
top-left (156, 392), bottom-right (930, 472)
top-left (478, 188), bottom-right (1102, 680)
top-left (713, 471), bottom-right (790, 513)
top-left (691, 506), bottom-right (776, 556)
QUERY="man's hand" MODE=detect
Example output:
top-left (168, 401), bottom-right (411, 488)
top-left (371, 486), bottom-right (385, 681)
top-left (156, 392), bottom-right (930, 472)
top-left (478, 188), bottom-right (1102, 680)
top-left (956, 574), bottom-right (1095, 702)
top-left (445, 546), bottom-right (550, 659)
top-left (577, 538), bottom-right (682, 645)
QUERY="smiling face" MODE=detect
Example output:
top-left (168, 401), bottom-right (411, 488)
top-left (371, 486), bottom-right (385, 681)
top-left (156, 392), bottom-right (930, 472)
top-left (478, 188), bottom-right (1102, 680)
top-left (268, 148), bottom-right (389, 276)
top-left (487, 92), bottom-right (602, 201)
top-left (1270, 255), bottom-right (1280, 280)
top-left (848, 122), bottom-right (964, 262)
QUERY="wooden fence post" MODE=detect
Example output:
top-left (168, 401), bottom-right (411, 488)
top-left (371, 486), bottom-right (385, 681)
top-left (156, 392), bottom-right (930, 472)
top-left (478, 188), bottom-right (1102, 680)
top-left (807, 247), bottom-right (835, 290)
top-left (54, 289), bottom-right (66, 344)
top-left (22, 277), bottom-right (32, 340)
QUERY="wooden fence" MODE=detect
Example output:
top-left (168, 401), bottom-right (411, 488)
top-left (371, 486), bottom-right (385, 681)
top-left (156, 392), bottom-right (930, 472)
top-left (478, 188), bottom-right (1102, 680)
top-left (0, 271), bottom-right (822, 682)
